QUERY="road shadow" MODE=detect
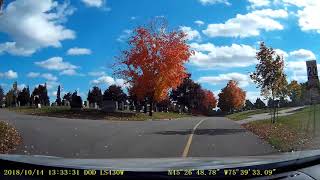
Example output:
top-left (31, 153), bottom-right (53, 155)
top-left (154, 129), bottom-right (246, 136)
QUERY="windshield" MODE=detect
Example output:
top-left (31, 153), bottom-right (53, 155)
top-left (1, 0), bottom-right (320, 168)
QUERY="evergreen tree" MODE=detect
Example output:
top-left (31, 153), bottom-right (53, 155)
top-left (87, 86), bottom-right (103, 106)
top-left (0, 86), bottom-right (4, 107)
top-left (56, 85), bottom-right (62, 106)
top-left (244, 100), bottom-right (254, 110)
top-left (17, 86), bottom-right (30, 106)
top-left (254, 98), bottom-right (266, 109)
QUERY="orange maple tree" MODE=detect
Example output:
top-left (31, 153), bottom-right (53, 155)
top-left (218, 80), bottom-right (246, 112)
top-left (115, 20), bottom-right (194, 116)
top-left (201, 90), bottom-right (217, 110)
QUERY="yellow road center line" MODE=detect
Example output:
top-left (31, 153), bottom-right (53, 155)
top-left (182, 119), bottom-right (207, 158)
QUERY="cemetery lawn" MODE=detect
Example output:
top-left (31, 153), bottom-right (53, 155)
top-left (242, 106), bottom-right (318, 152)
top-left (8, 107), bottom-right (193, 121)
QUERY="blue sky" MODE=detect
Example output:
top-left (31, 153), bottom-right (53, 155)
top-left (0, 0), bottom-right (319, 102)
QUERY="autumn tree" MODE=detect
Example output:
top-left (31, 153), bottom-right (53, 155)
top-left (200, 89), bottom-right (217, 114)
top-left (115, 19), bottom-right (194, 116)
top-left (250, 42), bottom-right (288, 123)
top-left (288, 80), bottom-right (302, 106)
top-left (218, 80), bottom-right (246, 113)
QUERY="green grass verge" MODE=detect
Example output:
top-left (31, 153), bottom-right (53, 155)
top-left (0, 121), bottom-right (22, 153)
top-left (243, 106), bottom-right (319, 152)
top-left (227, 107), bottom-right (291, 121)
top-left (8, 107), bottom-right (192, 121)
top-left (227, 109), bottom-right (271, 121)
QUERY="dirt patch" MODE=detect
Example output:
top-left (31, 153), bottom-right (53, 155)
top-left (0, 121), bottom-right (22, 154)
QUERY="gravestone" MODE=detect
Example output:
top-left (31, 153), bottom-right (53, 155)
top-left (102, 100), bottom-right (118, 113)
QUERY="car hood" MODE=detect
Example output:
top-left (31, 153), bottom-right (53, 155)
top-left (1, 150), bottom-right (320, 171)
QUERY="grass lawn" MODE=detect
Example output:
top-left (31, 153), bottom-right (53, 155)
top-left (227, 107), bottom-right (291, 121)
top-left (242, 105), bottom-right (320, 152)
top-left (0, 121), bottom-right (22, 154)
top-left (9, 106), bottom-right (193, 121)
top-left (226, 109), bottom-right (271, 121)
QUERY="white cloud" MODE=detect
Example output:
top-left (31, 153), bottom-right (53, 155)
top-left (0, 0), bottom-right (75, 56)
top-left (189, 43), bottom-right (257, 68)
top-left (198, 73), bottom-right (252, 88)
top-left (41, 73), bottom-right (58, 81)
top-left (45, 81), bottom-right (60, 90)
top-left (27, 72), bottom-right (58, 81)
top-left (179, 26), bottom-right (201, 41)
top-left (91, 75), bottom-right (128, 88)
top-left (279, 0), bottom-right (320, 33)
top-left (81, 0), bottom-right (104, 8)
top-left (194, 20), bottom-right (205, 26)
top-left (198, 0), bottom-right (231, 6)
top-left (27, 72), bottom-right (41, 78)
top-left (289, 49), bottom-right (316, 60)
top-left (117, 29), bottom-right (132, 42)
top-left (203, 9), bottom-right (288, 38)
top-left (248, 0), bottom-right (270, 9)
top-left (88, 71), bottom-right (106, 76)
top-left (275, 48), bottom-right (289, 58)
top-left (0, 70), bottom-right (18, 79)
top-left (35, 57), bottom-right (78, 71)
top-left (285, 60), bottom-right (309, 82)
top-left (246, 91), bottom-right (265, 103)
top-left (67, 47), bottom-right (92, 56)
top-left (60, 69), bottom-right (77, 76)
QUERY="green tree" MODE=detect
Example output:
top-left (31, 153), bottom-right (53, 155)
top-left (254, 98), bottom-right (266, 109)
top-left (31, 84), bottom-right (50, 106)
top-left (170, 74), bottom-right (204, 113)
top-left (56, 85), bottom-right (62, 106)
top-left (70, 91), bottom-right (83, 109)
top-left (250, 42), bottom-right (288, 123)
top-left (5, 90), bottom-right (16, 107)
top-left (0, 86), bottom-right (4, 107)
top-left (103, 85), bottom-right (127, 102)
top-left (244, 100), bottom-right (254, 110)
top-left (17, 86), bottom-right (30, 106)
top-left (63, 92), bottom-right (72, 104)
top-left (87, 86), bottom-right (103, 107)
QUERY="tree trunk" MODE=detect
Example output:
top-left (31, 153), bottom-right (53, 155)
top-left (144, 101), bottom-right (147, 113)
top-left (272, 96), bottom-right (276, 124)
top-left (149, 101), bottom-right (153, 116)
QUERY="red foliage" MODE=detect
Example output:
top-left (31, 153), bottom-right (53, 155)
top-left (201, 90), bottom-right (217, 110)
top-left (116, 21), bottom-right (194, 103)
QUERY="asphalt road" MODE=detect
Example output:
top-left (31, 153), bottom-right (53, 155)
top-left (0, 109), bottom-right (275, 158)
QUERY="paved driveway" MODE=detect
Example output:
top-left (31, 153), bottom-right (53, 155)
top-left (0, 109), bottom-right (275, 158)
